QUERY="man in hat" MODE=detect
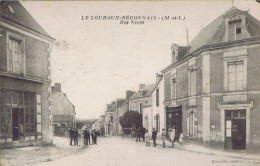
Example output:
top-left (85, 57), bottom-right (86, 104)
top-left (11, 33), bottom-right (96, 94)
top-left (161, 128), bottom-right (166, 148)
top-left (152, 128), bottom-right (157, 147)
top-left (69, 126), bottom-right (74, 146)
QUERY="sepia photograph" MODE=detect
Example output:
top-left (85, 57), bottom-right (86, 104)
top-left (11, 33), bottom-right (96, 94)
top-left (0, 0), bottom-right (260, 166)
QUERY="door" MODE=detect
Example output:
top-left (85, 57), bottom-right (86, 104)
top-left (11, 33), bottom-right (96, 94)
top-left (225, 110), bottom-right (246, 150)
top-left (12, 108), bottom-right (19, 140)
top-left (166, 106), bottom-right (182, 137)
top-left (232, 119), bottom-right (246, 150)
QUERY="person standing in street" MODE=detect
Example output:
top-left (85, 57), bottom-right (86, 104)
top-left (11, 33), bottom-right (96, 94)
top-left (91, 129), bottom-right (97, 144)
top-left (178, 130), bottom-right (183, 145)
top-left (69, 127), bottom-right (74, 146)
top-left (73, 127), bottom-right (78, 146)
top-left (136, 128), bottom-right (141, 142)
top-left (145, 130), bottom-right (150, 147)
top-left (152, 128), bottom-right (157, 147)
top-left (141, 127), bottom-right (146, 141)
top-left (169, 127), bottom-right (176, 148)
top-left (161, 128), bottom-right (166, 148)
top-left (83, 128), bottom-right (90, 145)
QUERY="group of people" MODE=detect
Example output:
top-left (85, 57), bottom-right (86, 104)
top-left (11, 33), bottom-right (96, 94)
top-left (136, 127), bottom-right (146, 142)
top-left (69, 127), bottom-right (79, 146)
top-left (69, 127), bottom-right (99, 146)
top-left (83, 128), bottom-right (98, 145)
top-left (139, 126), bottom-right (183, 148)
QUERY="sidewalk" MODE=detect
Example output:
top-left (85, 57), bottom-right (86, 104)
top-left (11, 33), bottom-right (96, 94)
top-left (0, 136), bottom-right (87, 166)
top-left (129, 136), bottom-right (260, 161)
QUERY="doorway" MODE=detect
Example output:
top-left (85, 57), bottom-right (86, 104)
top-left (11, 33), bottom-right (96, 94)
top-left (12, 108), bottom-right (24, 141)
top-left (225, 109), bottom-right (246, 150)
top-left (166, 106), bottom-right (182, 137)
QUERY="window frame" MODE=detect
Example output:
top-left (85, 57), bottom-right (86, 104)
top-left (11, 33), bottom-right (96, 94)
top-left (6, 31), bottom-right (26, 75)
top-left (156, 88), bottom-right (159, 107)
top-left (223, 51), bottom-right (247, 93)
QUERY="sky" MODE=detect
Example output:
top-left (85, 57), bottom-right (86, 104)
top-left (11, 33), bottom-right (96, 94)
top-left (21, 0), bottom-right (260, 119)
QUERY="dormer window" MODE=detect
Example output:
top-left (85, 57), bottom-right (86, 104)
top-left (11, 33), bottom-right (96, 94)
top-left (7, 5), bottom-right (14, 13)
top-left (228, 20), bottom-right (242, 41)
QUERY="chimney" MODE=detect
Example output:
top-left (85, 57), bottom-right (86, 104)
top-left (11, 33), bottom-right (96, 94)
top-left (106, 104), bottom-right (112, 111)
top-left (51, 86), bottom-right (55, 93)
top-left (156, 73), bottom-right (163, 83)
top-left (111, 101), bottom-right (116, 106)
top-left (171, 44), bottom-right (178, 64)
top-left (126, 90), bottom-right (135, 100)
top-left (139, 84), bottom-right (145, 90)
top-left (53, 83), bottom-right (61, 92)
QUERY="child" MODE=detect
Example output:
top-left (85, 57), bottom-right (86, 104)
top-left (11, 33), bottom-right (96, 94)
top-left (179, 130), bottom-right (183, 145)
top-left (169, 128), bottom-right (175, 148)
top-left (145, 130), bottom-right (150, 146)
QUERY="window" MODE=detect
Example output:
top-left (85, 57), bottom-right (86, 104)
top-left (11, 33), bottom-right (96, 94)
top-left (8, 38), bottom-right (23, 73)
top-left (155, 114), bottom-right (160, 132)
top-left (228, 20), bottom-right (242, 41)
top-left (156, 89), bottom-right (159, 106)
top-left (171, 77), bottom-right (176, 100)
top-left (7, 5), bottom-right (15, 13)
top-left (132, 103), bottom-right (135, 111)
top-left (187, 109), bottom-right (198, 137)
top-left (24, 93), bottom-right (35, 134)
top-left (6, 32), bottom-right (25, 74)
top-left (189, 69), bottom-right (196, 96)
top-left (139, 103), bottom-right (143, 114)
top-left (227, 61), bottom-right (244, 91)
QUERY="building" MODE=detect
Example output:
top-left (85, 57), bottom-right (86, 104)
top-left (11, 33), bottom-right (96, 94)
top-left (117, 90), bottom-right (135, 134)
top-left (161, 7), bottom-right (260, 151)
top-left (129, 83), bottom-right (156, 133)
top-left (0, 1), bottom-right (55, 147)
top-left (105, 102), bottom-right (116, 136)
top-left (50, 83), bottom-right (76, 135)
top-left (92, 115), bottom-right (105, 135)
top-left (151, 73), bottom-right (164, 136)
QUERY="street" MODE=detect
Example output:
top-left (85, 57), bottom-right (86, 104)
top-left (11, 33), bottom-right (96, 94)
top-left (33, 137), bottom-right (259, 166)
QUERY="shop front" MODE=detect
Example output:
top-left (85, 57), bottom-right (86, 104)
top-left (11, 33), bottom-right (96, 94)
top-left (0, 87), bottom-right (42, 147)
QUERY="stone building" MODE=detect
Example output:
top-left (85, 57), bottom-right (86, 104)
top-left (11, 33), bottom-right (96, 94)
top-left (161, 7), bottom-right (260, 151)
top-left (0, 1), bottom-right (55, 147)
top-left (129, 83), bottom-right (156, 132)
top-left (117, 90), bottom-right (135, 134)
top-left (151, 73), bottom-right (164, 136)
top-left (50, 83), bottom-right (76, 136)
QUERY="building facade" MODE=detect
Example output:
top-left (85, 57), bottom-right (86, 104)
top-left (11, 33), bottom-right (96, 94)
top-left (161, 7), bottom-right (260, 151)
top-left (50, 83), bottom-right (76, 136)
top-left (129, 84), bottom-right (156, 131)
top-left (0, 1), bottom-right (55, 147)
top-left (117, 90), bottom-right (135, 134)
top-left (151, 73), bottom-right (164, 136)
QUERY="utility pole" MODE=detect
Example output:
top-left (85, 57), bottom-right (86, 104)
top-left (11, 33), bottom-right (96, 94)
top-left (186, 28), bottom-right (189, 54)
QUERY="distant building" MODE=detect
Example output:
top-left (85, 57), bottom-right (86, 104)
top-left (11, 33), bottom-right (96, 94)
top-left (151, 73), bottom-right (164, 136)
top-left (0, 1), bottom-right (55, 148)
top-left (105, 102), bottom-right (115, 136)
top-left (50, 83), bottom-right (76, 135)
top-left (117, 90), bottom-right (135, 134)
top-left (129, 84), bottom-right (156, 133)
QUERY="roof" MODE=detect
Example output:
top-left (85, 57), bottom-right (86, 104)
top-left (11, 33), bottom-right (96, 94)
top-left (50, 92), bottom-right (75, 115)
top-left (162, 7), bottom-right (260, 72)
top-left (53, 114), bottom-right (74, 122)
top-left (130, 83), bottom-right (156, 100)
top-left (151, 77), bottom-right (163, 94)
top-left (188, 7), bottom-right (260, 54)
top-left (0, 1), bottom-right (54, 39)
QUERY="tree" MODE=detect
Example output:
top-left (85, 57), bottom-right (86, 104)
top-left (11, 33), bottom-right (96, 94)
top-left (119, 110), bottom-right (142, 129)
